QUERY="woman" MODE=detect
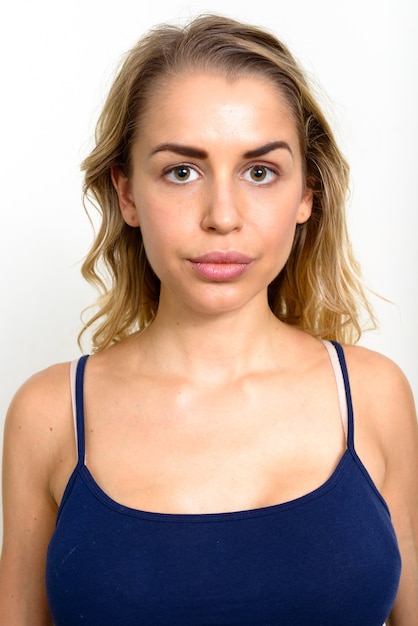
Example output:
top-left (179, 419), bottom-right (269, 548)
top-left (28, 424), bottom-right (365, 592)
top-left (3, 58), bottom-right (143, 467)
top-left (1, 14), bottom-right (417, 625)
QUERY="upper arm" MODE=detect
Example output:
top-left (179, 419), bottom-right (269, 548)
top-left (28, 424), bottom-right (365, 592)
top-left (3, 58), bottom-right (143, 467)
top-left (349, 348), bottom-right (418, 625)
top-left (380, 365), bottom-right (418, 625)
top-left (0, 364), bottom-right (73, 625)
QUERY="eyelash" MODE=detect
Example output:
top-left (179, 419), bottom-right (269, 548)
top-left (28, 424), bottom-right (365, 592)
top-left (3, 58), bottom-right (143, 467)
top-left (163, 163), bottom-right (280, 185)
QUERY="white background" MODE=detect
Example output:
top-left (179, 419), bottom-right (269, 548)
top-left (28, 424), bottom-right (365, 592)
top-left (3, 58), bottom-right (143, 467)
top-left (1, 0), bottom-right (417, 538)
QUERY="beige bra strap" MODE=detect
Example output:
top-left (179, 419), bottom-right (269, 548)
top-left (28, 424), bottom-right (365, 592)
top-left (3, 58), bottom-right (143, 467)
top-left (322, 340), bottom-right (348, 438)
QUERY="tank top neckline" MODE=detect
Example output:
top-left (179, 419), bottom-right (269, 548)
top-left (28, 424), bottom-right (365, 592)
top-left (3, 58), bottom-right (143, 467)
top-left (67, 340), bottom-right (388, 522)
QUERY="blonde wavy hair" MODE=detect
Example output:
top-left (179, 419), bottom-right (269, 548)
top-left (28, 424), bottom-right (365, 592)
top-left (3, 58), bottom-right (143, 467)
top-left (80, 14), bottom-right (375, 351)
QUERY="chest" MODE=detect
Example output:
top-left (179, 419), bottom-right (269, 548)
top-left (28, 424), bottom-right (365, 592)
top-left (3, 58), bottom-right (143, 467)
top-left (81, 377), bottom-right (346, 514)
top-left (47, 456), bottom-right (401, 626)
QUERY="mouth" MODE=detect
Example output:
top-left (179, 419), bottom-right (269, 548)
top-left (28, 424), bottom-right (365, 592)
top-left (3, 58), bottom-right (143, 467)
top-left (190, 251), bottom-right (253, 264)
top-left (188, 251), bottom-right (253, 281)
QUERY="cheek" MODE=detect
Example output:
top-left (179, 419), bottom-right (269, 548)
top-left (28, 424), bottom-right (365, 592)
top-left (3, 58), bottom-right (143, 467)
top-left (258, 201), bottom-right (301, 241)
top-left (135, 201), bottom-right (182, 274)
top-left (257, 202), bottom-right (301, 268)
top-left (269, 223), bottom-right (298, 262)
top-left (136, 184), bottom-right (197, 243)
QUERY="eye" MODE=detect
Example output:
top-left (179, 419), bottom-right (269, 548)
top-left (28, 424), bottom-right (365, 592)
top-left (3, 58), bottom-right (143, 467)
top-left (242, 165), bottom-right (277, 184)
top-left (165, 165), bottom-right (200, 184)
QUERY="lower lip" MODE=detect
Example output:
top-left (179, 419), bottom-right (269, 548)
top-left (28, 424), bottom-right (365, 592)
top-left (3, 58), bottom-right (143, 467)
top-left (189, 261), bottom-right (252, 281)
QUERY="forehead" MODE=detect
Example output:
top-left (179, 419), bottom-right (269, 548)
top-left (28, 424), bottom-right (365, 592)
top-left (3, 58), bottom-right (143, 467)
top-left (137, 72), bottom-right (299, 147)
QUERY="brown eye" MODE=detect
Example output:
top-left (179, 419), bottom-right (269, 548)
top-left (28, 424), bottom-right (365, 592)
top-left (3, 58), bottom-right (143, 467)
top-left (242, 165), bottom-right (276, 184)
top-left (174, 166), bottom-right (191, 181)
top-left (250, 166), bottom-right (267, 181)
top-left (165, 165), bottom-right (200, 184)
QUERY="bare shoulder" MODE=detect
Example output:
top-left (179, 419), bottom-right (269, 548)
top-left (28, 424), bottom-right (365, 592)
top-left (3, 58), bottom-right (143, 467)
top-left (6, 361), bottom-right (73, 431)
top-left (341, 344), bottom-right (416, 436)
top-left (8, 361), bottom-right (71, 403)
top-left (341, 344), bottom-right (417, 469)
top-left (4, 361), bottom-right (75, 488)
top-left (342, 342), bottom-right (411, 385)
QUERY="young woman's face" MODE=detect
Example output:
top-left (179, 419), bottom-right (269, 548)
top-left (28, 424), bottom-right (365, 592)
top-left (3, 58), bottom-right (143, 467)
top-left (113, 72), bottom-right (312, 317)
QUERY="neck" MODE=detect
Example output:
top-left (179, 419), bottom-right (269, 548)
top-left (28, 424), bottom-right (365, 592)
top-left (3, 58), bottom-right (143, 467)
top-left (136, 298), bottom-right (288, 384)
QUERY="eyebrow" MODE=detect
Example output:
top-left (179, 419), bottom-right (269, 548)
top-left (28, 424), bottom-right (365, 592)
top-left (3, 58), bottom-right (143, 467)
top-left (150, 143), bottom-right (208, 159)
top-left (243, 141), bottom-right (293, 159)
top-left (150, 140), bottom-right (293, 160)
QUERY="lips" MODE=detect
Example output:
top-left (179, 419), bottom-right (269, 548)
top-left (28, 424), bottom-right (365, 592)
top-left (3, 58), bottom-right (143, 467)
top-left (190, 251), bottom-right (253, 264)
top-left (188, 250), bottom-right (253, 281)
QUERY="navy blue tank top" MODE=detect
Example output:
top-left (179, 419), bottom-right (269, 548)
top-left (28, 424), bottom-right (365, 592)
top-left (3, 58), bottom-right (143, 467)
top-left (46, 341), bottom-right (401, 625)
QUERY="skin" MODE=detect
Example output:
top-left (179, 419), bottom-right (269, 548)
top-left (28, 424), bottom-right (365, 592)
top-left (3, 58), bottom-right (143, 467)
top-left (1, 73), bottom-right (417, 625)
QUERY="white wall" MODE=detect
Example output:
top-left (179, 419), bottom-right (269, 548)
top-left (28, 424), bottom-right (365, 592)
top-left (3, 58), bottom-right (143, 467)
top-left (1, 0), bottom-right (417, 535)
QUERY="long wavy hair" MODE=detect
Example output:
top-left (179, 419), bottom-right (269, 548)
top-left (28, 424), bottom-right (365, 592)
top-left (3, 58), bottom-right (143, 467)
top-left (80, 14), bottom-right (376, 351)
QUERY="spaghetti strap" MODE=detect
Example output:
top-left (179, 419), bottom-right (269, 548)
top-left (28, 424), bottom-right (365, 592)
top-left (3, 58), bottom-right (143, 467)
top-left (69, 355), bottom-right (89, 464)
top-left (322, 340), bottom-right (348, 439)
top-left (69, 359), bottom-right (78, 441)
top-left (329, 341), bottom-right (355, 450)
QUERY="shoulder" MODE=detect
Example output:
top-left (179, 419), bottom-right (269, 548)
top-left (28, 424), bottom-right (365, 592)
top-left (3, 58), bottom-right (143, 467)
top-left (341, 343), bottom-right (417, 477)
top-left (341, 343), bottom-right (415, 421)
top-left (4, 361), bottom-right (75, 483)
top-left (6, 361), bottom-right (73, 425)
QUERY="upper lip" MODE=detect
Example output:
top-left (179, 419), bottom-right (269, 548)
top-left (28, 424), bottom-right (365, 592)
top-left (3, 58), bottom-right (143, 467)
top-left (189, 251), bottom-right (253, 264)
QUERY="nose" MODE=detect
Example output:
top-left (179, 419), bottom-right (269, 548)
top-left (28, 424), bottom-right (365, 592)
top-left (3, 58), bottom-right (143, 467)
top-left (200, 178), bottom-right (244, 233)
